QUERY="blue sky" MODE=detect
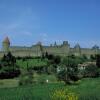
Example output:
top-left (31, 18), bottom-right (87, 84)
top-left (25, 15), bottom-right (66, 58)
top-left (0, 0), bottom-right (100, 48)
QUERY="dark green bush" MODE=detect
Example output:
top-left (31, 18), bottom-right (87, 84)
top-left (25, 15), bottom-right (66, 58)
top-left (19, 70), bottom-right (33, 86)
top-left (0, 52), bottom-right (20, 79)
top-left (84, 64), bottom-right (99, 78)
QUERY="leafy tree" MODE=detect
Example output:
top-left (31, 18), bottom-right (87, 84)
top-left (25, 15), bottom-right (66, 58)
top-left (84, 64), bottom-right (99, 78)
top-left (57, 56), bottom-right (80, 84)
top-left (90, 55), bottom-right (96, 61)
top-left (19, 69), bottom-right (33, 86)
top-left (1, 52), bottom-right (16, 65)
top-left (45, 52), bottom-right (49, 58)
top-left (47, 54), bottom-right (54, 60)
top-left (80, 54), bottom-right (89, 63)
top-left (43, 54), bottom-right (61, 74)
top-left (96, 54), bottom-right (100, 68)
top-left (82, 54), bottom-right (88, 60)
top-left (0, 52), bottom-right (20, 79)
top-left (54, 56), bottom-right (61, 65)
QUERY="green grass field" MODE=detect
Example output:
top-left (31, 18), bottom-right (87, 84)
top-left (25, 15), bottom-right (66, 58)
top-left (0, 79), bottom-right (19, 88)
top-left (0, 78), bottom-right (100, 100)
top-left (0, 58), bottom-right (100, 100)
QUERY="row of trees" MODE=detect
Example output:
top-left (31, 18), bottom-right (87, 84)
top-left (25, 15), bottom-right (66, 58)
top-left (57, 56), bottom-right (82, 84)
top-left (0, 51), bottom-right (100, 85)
top-left (42, 52), bottom-right (100, 84)
top-left (57, 54), bottom-right (100, 84)
top-left (0, 52), bottom-right (20, 79)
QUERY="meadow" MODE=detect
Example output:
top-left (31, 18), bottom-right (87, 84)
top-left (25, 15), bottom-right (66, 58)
top-left (0, 54), bottom-right (100, 100)
top-left (0, 77), bottom-right (100, 100)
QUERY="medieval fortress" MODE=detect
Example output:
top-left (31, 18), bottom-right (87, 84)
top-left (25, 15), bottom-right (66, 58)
top-left (0, 37), bottom-right (100, 58)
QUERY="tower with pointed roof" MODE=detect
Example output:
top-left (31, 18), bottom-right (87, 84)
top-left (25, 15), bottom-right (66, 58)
top-left (2, 37), bottom-right (10, 52)
top-left (74, 43), bottom-right (81, 56)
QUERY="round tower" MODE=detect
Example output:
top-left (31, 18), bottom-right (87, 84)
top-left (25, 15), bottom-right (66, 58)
top-left (2, 37), bottom-right (10, 52)
top-left (74, 43), bottom-right (81, 56)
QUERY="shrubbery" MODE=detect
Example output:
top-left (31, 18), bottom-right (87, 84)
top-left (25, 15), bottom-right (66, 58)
top-left (57, 56), bottom-right (81, 84)
top-left (50, 88), bottom-right (78, 100)
top-left (0, 52), bottom-right (20, 79)
top-left (96, 54), bottom-right (100, 68)
top-left (19, 69), bottom-right (33, 86)
top-left (84, 64), bottom-right (99, 78)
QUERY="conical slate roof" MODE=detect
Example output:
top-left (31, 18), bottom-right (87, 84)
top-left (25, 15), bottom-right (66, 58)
top-left (37, 41), bottom-right (42, 45)
top-left (74, 43), bottom-right (80, 48)
top-left (92, 45), bottom-right (99, 49)
top-left (3, 37), bottom-right (10, 44)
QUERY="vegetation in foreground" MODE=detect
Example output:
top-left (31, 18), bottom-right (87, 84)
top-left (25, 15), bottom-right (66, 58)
top-left (0, 52), bottom-right (100, 99)
top-left (0, 78), bottom-right (100, 100)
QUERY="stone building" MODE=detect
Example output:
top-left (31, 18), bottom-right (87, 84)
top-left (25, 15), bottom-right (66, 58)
top-left (0, 37), bottom-right (100, 58)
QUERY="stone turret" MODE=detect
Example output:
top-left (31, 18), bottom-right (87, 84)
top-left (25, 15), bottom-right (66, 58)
top-left (74, 43), bottom-right (81, 56)
top-left (74, 43), bottom-right (80, 49)
top-left (61, 41), bottom-right (70, 56)
top-left (36, 41), bottom-right (42, 46)
top-left (35, 41), bottom-right (43, 56)
top-left (92, 45), bottom-right (99, 49)
top-left (54, 42), bottom-right (57, 46)
top-left (92, 45), bottom-right (99, 54)
top-left (63, 41), bottom-right (68, 45)
top-left (2, 37), bottom-right (10, 52)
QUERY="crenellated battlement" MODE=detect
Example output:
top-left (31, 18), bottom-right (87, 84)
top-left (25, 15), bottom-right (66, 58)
top-left (0, 37), bottom-right (100, 58)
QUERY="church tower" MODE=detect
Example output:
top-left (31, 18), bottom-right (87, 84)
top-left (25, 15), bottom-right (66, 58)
top-left (2, 37), bottom-right (10, 52)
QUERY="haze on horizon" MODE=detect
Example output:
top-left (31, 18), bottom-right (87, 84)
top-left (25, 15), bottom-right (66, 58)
top-left (0, 0), bottom-right (100, 48)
